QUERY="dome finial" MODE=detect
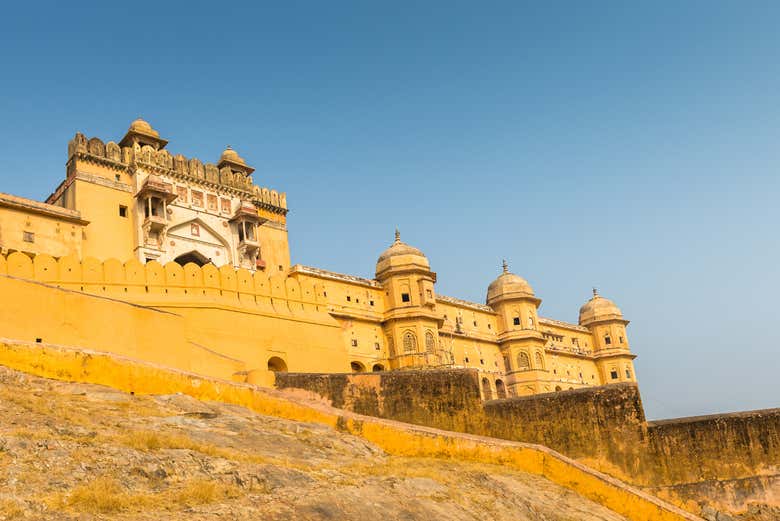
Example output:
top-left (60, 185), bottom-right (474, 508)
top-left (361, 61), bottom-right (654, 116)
top-left (592, 287), bottom-right (599, 297)
top-left (502, 259), bottom-right (509, 273)
top-left (226, 144), bottom-right (232, 150)
top-left (394, 228), bottom-right (401, 243)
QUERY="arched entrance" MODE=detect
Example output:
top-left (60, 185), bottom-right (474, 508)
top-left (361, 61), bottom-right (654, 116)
top-left (481, 377), bottom-right (493, 400)
top-left (174, 250), bottom-right (210, 267)
top-left (350, 361), bottom-right (366, 373)
top-left (495, 379), bottom-right (507, 399)
top-left (372, 364), bottom-right (385, 372)
top-left (267, 356), bottom-right (288, 372)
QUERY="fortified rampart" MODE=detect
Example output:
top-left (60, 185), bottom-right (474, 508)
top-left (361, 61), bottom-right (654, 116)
top-left (275, 371), bottom-right (780, 517)
top-left (0, 251), bottom-right (350, 384)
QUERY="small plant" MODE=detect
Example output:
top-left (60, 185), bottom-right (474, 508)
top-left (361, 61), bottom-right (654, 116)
top-left (66, 477), bottom-right (132, 513)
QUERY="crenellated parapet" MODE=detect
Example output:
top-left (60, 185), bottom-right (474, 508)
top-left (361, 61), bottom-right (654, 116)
top-left (0, 252), bottom-right (325, 317)
top-left (66, 129), bottom-right (288, 216)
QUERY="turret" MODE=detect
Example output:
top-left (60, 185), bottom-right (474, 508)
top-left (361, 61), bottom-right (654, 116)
top-left (487, 260), bottom-right (542, 332)
top-left (376, 230), bottom-right (440, 369)
top-left (578, 289), bottom-right (630, 352)
top-left (486, 261), bottom-right (547, 394)
top-left (579, 289), bottom-right (636, 383)
top-left (119, 118), bottom-right (168, 150)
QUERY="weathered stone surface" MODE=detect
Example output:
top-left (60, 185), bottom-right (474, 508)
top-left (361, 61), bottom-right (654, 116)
top-left (0, 365), bottom-right (631, 520)
top-left (276, 370), bottom-right (780, 517)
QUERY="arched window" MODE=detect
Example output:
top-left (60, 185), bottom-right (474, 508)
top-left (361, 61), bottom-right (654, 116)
top-left (403, 331), bottom-right (417, 353)
top-left (495, 379), bottom-right (507, 399)
top-left (534, 351), bottom-right (544, 370)
top-left (425, 331), bottom-right (436, 353)
top-left (267, 356), bottom-right (287, 372)
top-left (481, 377), bottom-right (493, 400)
top-left (372, 364), bottom-right (384, 372)
top-left (350, 361), bottom-right (366, 373)
top-left (517, 351), bottom-right (531, 370)
top-left (555, 385), bottom-right (562, 392)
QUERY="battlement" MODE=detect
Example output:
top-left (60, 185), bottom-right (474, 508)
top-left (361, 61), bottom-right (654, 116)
top-left (64, 132), bottom-right (288, 215)
top-left (0, 252), bottom-right (329, 316)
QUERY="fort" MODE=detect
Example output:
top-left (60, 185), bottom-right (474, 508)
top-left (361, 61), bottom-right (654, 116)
top-left (0, 119), bottom-right (777, 519)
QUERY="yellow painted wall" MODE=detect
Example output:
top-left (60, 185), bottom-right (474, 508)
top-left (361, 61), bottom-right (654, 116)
top-left (73, 178), bottom-right (135, 260)
top-left (0, 203), bottom-right (84, 258)
top-left (0, 260), bottom-right (240, 379)
top-left (0, 252), bottom-right (350, 384)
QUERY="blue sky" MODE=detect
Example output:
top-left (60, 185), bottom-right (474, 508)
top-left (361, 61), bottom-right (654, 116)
top-left (1, 2), bottom-right (778, 419)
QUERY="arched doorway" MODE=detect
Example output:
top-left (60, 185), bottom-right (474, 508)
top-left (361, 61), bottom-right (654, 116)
top-left (555, 385), bottom-right (562, 392)
top-left (174, 250), bottom-right (210, 267)
top-left (372, 364), bottom-right (384, 372)
top-left (495, 379), bottom-right (507, 399)
top-left (481, 377), bottom-right (493, 400)
top-left (267, 356), bottom-right (288, 372)
top-left (350, 361), bottom-right (366, 373)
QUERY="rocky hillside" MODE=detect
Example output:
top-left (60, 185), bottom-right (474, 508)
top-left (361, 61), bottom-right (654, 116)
top-left (0, 365), bottom-right (633, 521)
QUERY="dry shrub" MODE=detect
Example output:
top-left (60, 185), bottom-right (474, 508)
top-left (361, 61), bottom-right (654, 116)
top-left (55, 477), bottom-right (241, 514)
top-left (66, 477), bottom-right (132, 513)
top-left (172, 479), bottom-right (240, 506)
top-left (118, 430), bottom-right (268, 465)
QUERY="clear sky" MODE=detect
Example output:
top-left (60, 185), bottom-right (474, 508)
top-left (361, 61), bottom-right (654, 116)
top-left (1, 2), bottom-right (778, 419)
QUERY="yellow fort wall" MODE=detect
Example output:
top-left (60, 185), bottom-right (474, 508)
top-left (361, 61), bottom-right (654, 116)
top-left (0, 338), bottom-right (702, 521)
top-left (0, 252), bottom-right (350, 384)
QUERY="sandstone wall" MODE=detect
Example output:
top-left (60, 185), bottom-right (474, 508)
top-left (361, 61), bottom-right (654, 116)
top-left (275, 370), bottom-right (779, 516)
top-left (275, 370), bottom-right (486, 433)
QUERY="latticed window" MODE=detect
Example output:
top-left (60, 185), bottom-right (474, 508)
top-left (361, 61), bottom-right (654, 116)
top-left (403, 331), bottom-right (417, 353)
top-left (425, 331), bottom-right (435, 353)
top-left (518, 351), bottom-right (531, 370)
top-left (534, 351), bottom-right (544, 369)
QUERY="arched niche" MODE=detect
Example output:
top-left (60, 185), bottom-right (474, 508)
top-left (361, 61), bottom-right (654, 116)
top-left (267, 356), bottom-right (288, 372)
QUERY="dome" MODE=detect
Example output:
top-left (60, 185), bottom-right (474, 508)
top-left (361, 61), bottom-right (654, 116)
top-left (486, 261), bottom-right (535, 304)
top-left (128, 118), bottom-right (159, 137)
top-left (119, 118), bottom-right (167, 149)
top-left (375, 230), bottom-right (430, 280)
top-left (220, 146), bottom-right (246, 165)
top-left (376, 230), bottom-right (427, 264)
top-left (578, 289), bottom-right (624, 326)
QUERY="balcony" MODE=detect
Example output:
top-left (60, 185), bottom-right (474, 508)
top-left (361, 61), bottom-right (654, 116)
top-left (238, 237), bottom-right (260, 259)
top-left (143, 214), bottom-right (167, 232)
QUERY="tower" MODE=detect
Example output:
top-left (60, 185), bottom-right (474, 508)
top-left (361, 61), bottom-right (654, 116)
top-left (578, 289), bottom-right (637, 383)
top-left (486, 261), bottom-right (547, 395)
top-left (375, 230), bottom-right (441, 369)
